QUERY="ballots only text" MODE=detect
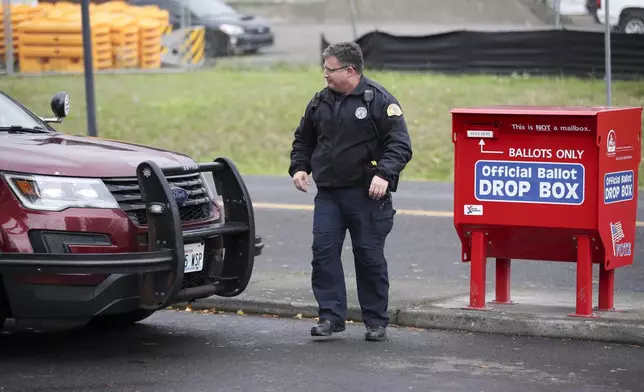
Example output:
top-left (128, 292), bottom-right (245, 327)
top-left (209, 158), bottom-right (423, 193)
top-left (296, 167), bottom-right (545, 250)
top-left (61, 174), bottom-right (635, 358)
top-left (604, 170), bottom-right (634, 204)
top-left (475, 160), bottom-right (585, 205)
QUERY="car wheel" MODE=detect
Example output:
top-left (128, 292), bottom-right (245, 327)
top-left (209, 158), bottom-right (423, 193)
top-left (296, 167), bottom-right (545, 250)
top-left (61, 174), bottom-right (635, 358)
top-left (205, 30), bottom-right (234, 57)
top-left (618, 10), bottom-right (644, 34)
top-left (87, 309), bottom-right (156, 329)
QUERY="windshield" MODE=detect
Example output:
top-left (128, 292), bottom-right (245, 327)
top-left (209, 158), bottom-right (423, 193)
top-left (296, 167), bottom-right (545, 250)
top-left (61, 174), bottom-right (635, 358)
top-left (0, 92), bottom-right (49, 130)
top-left (185, 0), bottom-right (238, 17)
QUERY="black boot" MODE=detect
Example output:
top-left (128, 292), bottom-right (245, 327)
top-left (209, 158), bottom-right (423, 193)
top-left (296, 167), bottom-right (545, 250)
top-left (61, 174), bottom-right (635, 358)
top-left (310, 319), bottom-right (346, 336)
top-left (365, 325), bottom-right (386, 341)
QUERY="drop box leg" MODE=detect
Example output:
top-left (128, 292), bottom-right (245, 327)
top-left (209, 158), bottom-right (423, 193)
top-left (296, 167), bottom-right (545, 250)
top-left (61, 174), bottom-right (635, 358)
top-left (569, 236), bottom-right (598, 318)
top-left (464, 231), bottom-right (490, 311)
top-left (492, 258), bottom-right (512, 304)
top-left (598, 264), bottom-right (617, 312)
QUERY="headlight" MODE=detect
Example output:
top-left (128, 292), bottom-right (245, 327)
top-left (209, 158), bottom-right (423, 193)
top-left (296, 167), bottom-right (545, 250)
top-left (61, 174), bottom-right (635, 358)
top-left (2, 173), bottom-right (119, 211)
top-left (219, 24), bottom-right (243, 35)
top-left (200, 173), bottom-right (215, 199)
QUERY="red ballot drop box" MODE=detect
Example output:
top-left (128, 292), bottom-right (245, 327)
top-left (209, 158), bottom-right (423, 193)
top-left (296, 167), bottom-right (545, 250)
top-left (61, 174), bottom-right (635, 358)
top-left (451, 105), bottom-right (642, 317)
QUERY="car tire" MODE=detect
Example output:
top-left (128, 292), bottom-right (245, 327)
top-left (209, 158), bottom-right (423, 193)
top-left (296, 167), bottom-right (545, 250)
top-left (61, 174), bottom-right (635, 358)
top-left (87, 309), bottom-right (156, 329)
top-left (618, 10), bottom-right (644, 34)
top-left (205, 30), bottom-right (233, 58)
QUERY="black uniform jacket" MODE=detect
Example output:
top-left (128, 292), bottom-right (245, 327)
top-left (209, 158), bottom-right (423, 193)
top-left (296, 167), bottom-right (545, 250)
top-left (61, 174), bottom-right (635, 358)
top-left (288, 75), bottom-right (413, 190)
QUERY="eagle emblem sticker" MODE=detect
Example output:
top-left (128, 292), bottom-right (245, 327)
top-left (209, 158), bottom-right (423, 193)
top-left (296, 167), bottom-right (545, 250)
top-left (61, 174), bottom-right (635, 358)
top-left (607, 129), bottom-right (616, 153)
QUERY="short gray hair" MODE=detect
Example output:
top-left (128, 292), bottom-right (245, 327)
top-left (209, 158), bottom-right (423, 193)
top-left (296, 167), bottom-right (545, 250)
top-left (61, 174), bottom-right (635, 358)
top-left (322, 41), bottom-right (364, 74)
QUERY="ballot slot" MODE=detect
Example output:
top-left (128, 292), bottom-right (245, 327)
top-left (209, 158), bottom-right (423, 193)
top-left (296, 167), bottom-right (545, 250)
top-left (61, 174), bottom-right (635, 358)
top-left (464, 123), bottom-right (498, 140)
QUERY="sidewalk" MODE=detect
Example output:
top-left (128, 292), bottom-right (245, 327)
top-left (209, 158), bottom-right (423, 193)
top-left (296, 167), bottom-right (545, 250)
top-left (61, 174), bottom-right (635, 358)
top-left (185, 270), bottom-right (644, 345)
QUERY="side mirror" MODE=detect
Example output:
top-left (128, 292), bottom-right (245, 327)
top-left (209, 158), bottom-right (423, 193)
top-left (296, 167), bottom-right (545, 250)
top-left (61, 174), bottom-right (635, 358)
top-left (42, 91), bottom-right (70, 123)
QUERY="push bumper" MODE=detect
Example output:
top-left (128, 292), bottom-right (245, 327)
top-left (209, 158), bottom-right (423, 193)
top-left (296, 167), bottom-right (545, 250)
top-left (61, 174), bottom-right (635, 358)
top-left (0, 157), bottom-right (264, 311)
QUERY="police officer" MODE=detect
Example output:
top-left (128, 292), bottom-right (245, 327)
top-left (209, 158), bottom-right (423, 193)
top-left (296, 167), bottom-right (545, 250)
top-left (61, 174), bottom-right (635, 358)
top-left (288, 41), bottom-right (413, 341)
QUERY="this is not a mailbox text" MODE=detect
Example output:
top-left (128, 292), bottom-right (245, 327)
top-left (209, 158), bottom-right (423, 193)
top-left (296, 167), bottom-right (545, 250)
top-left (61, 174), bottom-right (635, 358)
top-left (604, 170), bottom-right (634, 204)
top-left (475, 160), bottom-right (585, 205)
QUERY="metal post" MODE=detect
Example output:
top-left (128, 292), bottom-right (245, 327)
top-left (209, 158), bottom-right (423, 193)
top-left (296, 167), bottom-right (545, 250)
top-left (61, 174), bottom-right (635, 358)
top-left (2, 0), bottom-right (13, 75)
top-left (81, 0), bottom-right (97, 137)
top-left (493, 258), bottom-right (512, 304)
top-left (180, 0), bottom-right (186, 28)
top-left (604, 0), bottom-right (612, 107)
top-left (348, 0), bottom-right (358, 40)
top-left (554, 0), bottom-right (561, 29)
top-left (187, 0), bottom-right (192, 26)
top-left (465, 231), bottom-right (488, 310)
top-left (598, 264), bottom-right (615, 311)
top-left (568, 236), bottom-right (598, 318)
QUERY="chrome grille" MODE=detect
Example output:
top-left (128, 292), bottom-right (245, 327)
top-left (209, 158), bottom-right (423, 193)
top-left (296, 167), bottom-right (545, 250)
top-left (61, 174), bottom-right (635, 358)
top-left (247, 26), bottom-right (269, 34)
top-left (102, 173), bottom-right (213, 226)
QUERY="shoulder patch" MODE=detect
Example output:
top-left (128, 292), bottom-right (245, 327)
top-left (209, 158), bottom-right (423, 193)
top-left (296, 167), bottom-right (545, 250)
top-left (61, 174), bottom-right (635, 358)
top-left (387, 103), bottom-right (403, 117)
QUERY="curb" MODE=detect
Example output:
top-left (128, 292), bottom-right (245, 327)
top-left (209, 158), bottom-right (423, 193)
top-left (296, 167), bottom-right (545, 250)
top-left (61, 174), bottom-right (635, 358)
top-left (179, 297), bottom-right (644, 346)
top-left (181, 297), bottom-right (400, 324)
top-left (397, 308), bottom-right (644, 346)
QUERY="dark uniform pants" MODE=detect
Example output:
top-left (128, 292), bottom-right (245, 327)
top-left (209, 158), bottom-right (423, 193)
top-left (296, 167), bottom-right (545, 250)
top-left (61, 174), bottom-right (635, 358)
top-left (311, 186), bottom-right (396, 328)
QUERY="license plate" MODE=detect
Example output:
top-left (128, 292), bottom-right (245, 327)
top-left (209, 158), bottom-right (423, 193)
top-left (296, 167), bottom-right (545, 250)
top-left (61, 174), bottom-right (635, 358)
top-left (184, 242), bottom-right (205, 273)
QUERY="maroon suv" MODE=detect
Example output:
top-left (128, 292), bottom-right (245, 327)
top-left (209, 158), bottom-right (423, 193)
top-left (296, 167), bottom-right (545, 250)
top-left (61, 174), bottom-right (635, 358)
top-left (0, 90), bottom-right (264, 330)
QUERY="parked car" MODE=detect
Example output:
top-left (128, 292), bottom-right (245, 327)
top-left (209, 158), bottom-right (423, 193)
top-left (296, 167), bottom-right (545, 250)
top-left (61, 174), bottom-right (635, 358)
top-left (0, 90), bottom-right (264, 331)
top-left (128, 0), bottom-right (275, 57)
top-left (595, 0), bottom-right (644, 33)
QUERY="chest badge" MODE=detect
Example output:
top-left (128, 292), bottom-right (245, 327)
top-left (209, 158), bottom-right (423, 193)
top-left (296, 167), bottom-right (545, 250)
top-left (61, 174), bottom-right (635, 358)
top-left (355, 106), bottom-right (368, 119)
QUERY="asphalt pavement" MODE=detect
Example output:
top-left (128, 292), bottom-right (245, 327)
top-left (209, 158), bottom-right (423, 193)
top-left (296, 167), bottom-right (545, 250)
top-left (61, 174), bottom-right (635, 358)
top-left (1, 310), bottom-right (642, 392)
top-left (215, 17), bottom-right (604, 68)
top-left (197, 174), bottom-right (644, 345)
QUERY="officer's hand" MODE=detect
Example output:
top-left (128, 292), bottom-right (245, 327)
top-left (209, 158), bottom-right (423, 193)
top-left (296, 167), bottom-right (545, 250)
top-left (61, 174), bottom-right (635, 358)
top-left (369, 175), bottom-right (389, 200)
top-left (293, 171), bottom-right (310, 192)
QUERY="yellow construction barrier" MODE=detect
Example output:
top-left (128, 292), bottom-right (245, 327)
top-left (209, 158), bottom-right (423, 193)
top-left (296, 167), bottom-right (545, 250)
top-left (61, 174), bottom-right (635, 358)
top-left (110, 15), bottom-right (139, 69)
top-left (18, 19), bottom-right (113, 73)
top-left (0, 1), bottom-right (187, 72)
top-left (0, 4), bottom-right (43, 61)
top-left (95, 0), bottom-right (129, 13)
top-left (59, 10), bottom-right (141, 69)
top-left (140, 5), bottom-right (170, 35)
top-left (121, 4), bottom-right (170, 34)
top-left (138, 19), bottom-right (162, 69)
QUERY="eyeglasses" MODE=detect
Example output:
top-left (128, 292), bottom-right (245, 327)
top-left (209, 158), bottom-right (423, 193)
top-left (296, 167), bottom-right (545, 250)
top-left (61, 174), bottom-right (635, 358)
top-left (324, 65), bottom-right (351, 73)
